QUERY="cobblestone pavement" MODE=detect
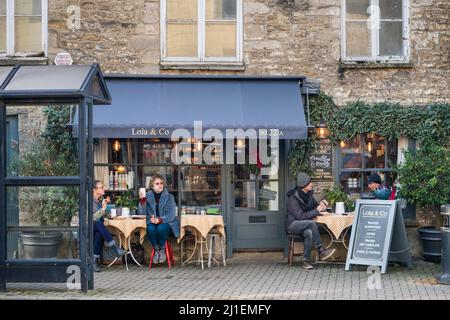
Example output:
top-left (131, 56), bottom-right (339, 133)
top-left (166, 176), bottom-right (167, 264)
top-left (1, 259), bottom-right (450, 300)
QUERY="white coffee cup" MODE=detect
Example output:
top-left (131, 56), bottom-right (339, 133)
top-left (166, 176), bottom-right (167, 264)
top-left (110, 208), bottom-right (117, 218)
top-left (335, 202), bottom-right (345, 215)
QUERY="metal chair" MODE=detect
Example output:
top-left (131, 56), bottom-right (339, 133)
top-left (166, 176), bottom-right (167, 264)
top-left (206, 230), bottom-right (226, 268)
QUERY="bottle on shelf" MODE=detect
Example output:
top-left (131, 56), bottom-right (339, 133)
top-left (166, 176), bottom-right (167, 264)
top-left (109, 171), bottom-right (114, 190)
top-left (114, 172), bottom-right (118, 190)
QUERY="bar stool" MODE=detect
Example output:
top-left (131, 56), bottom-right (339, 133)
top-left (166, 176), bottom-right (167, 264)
top-left (207, 230), bottom-right (226, 268)
top-left (149, 240), bottom-right (175, 269)
top-left (287, 234), bottom-right (305, 267)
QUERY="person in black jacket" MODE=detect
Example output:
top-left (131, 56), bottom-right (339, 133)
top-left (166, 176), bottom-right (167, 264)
top-left (285, 173), bottom-right (336, 270)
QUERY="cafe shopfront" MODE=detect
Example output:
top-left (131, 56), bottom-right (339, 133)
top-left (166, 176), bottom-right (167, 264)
top-left (91, 75), bottom-right (308, 256)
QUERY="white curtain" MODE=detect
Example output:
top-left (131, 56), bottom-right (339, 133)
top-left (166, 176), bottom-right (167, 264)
top-left (94, 139), bottom-right (109, 187)
top-left (397, 136), bottom-right (409, 165)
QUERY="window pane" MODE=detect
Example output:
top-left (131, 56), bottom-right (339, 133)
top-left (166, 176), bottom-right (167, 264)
top-left (138, 166), bottom-right (178, 204)
top-left (340, 136), bottom-right (362, 169)
top-left (379, 21), bottom-right (403, 56)
top-left (167, 0), bottom-right (197, 20)
top-left (364, 135), bottom-right (386, 169)
top-left (379, 0), bottom-right (402, 20)
top-left (6, 105), bottom-right (79, 177)
top-left (15, 0), bottom-right (41, 15)
top-left (205, 22), bottom-right (236, 57)
top-left (346, 0), bottom-right (370, 20)
top-left (109, 138), bottom-right (134, 164)
top-left (339, 172), bottom-right (362, 198)
top-left (180, 165), bottom-right (221, 208)
top-left (387, 139), bottom-right (398, 167)
top-left (235, 181), bottom-right (256, 209)
top-left (346, 21), bottom-right (371, 57)
top-left (0, 16), bottom-right (5, 52)
top-left (15, 16), bottom-right (42, 53)
top-left (206, 0), bottom-right (236, 20)
top-left (95, 165), bottom-right (135, 191)
top-left (138, 139), bottom-right (174, 164)
top-left (258, 181), bottom-right (278, 211)
top-left (167, 23), bottom-right (197, 57)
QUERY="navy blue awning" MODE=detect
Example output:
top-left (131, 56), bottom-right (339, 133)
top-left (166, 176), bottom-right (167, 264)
top-left (92, 76), bottom-right (307, 139)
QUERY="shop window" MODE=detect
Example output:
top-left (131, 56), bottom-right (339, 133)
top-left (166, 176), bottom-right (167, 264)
top-left (162, 0), bottom-right (242, 63)
top-left (342, 0), bottom-right (409, 62)
top-left (1, 0), bottom-right (47, 57)
top-left (338, 133), bottom-right (397, 197)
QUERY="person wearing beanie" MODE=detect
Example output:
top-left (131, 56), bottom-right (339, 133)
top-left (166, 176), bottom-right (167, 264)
top-left (285, 172), bottom-right (336, 270)
top-left (367, 173), bottom-right (393, 200)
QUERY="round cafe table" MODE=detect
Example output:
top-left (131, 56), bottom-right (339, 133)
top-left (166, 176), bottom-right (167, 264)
top-left (315, 212), bottom-right (355, 250)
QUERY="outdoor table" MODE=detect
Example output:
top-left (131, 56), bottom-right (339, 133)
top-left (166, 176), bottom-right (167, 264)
top-left (315, 212), bottom-right (355, 250)
top-left (104, 216), bottom-right (147, 270)
top-left (178, 215), bottom-right (225, 269)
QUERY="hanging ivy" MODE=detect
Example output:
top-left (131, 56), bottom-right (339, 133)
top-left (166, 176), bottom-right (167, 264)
top-left (288, 93), bottom-right (450, 176)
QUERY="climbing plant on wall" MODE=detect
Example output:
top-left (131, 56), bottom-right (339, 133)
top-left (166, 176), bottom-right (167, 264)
top-left (288, 92), bottom-right (450, 176)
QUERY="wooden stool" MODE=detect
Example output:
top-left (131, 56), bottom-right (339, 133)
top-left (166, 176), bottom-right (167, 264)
top-left (149, 240), bottom-right (175, 269)
top-left (287, 234), bottom-right (305, 267)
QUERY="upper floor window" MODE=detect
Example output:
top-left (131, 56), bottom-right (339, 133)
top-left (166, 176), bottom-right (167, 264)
top-left (161, 0), bottom-right (242, 63)
top-left (342, 0), bottom-right (409, 62)
top-left (0, 0), bottom-right (47, 57)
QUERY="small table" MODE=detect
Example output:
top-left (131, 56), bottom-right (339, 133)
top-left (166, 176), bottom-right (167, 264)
top-left (178, 215), bottom-right (225, 269)
top-left (104, 216), bottom-right (147, 270)
top-left (315, 213), bottom-right (355, 250)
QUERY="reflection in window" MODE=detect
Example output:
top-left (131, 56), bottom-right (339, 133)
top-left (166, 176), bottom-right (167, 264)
top-left (181, 165), bottom-right (221, 211)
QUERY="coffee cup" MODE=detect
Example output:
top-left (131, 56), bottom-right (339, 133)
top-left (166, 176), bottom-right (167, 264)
top-left (335, 202), bottom-right (345, 215)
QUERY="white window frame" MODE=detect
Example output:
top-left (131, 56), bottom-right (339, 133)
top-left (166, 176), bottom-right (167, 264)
top-left (161, 0), bottom-right (243, 63)
top-left (1, 0), bottom-right (47, 57)
top-left (341, 0), bottom-right (409, 63)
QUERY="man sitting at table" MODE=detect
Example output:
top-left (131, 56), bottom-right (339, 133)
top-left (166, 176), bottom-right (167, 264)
top-left (138, 174), bottom-right (180, 265)
top-left (285, 173), bottom-right (336, 270)
top-left (93, 180), bottom-right (126, 272)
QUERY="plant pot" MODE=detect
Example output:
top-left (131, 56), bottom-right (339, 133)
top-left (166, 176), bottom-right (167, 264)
top-left (418, 226), bottom-right (441, 263)
top-left (19, 232), bottom-right (62, 259)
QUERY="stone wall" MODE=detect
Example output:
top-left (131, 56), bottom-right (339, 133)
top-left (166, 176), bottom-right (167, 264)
top-left (47, 0), bottom-right (449, 105)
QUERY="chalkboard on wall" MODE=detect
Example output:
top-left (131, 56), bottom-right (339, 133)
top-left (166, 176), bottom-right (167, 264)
top-left (345, 200), bottom-right (398, 273)
top-left (311, 139), bottom-right (333, 180)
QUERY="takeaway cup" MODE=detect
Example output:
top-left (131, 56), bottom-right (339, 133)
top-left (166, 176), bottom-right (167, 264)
top-left (335, 202), bottom-right (345, 215)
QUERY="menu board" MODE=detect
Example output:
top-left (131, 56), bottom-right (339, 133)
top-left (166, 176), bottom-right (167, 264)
top-left (345, 200), bottom-right (397, 273)
top-left (311, 139), bottom-right (333, 180)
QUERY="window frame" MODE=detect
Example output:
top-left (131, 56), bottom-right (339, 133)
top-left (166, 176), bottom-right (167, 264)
top-left (337, 134), bottom-right (398, 194)
top-left (341, 0), bottom-right (410, 63)
top-left (1, 0), bottom-right (48, 57)
top-left (160, 0), bottom-right (243, 63)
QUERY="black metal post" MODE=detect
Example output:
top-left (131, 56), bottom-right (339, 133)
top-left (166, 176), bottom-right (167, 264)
top-left (79, 99), bottom-right (88, 292)
top-left (87, 99), bottom-right (94, 290)
top-left (0, 102), bottom-right (6, 292)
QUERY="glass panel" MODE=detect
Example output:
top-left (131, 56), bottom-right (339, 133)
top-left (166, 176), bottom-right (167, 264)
top-left (387, 139), bottom-right (398, 168)
top-left (234, 181), bottom-right (256, 210)
top-left (15, 0), bottom-right (42, 15)
top-left (206, 0), bottom-right (236, 20)
top-left (346, 21), bottom-right (371, 57)
top-left (0, 0), bottom-right (5, 15)
top-left (346, 0), bottom-right (370, 20)
top-left (95, 165), bottom-right (135, 192)
top-left (15, 16), bottom-right (42, 53)
top-left (205, 22), bottom-right (236, 57)
top-left (379, 21), bottom-right (403, 56)
top-left (6, 105), bottom-right (79, 177)
top-left (167, 23), bottom-right (197, 57)
top-left (233, 139), bottom-right (278, 179)
top-left (139, 165), bottom-right (178, 194)
top-left (0, 16), bottom-right (5, 52)
top-left (258, 181), bottom-right (279, 211)
top-left (180, 165), bottom-right (221, 209)
top-left (379, 0), bottom-right (402, 19)
top-left (362, 171), bottom-right (395, 192)
top-left (138, 139), bottom-right (174, 164)
top-left (364, 134), bottom-right (386, 169)
top-left (339, 172), bottom-right (362, 198)
top-left (109, 138), bottom-right (134, 164)
top-left (167, 0), bottom-right (197, 20)
top-left (340, 136), bottom-right (362, 169)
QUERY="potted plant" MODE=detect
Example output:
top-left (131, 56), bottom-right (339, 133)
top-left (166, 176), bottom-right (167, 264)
top-left (114, 189), bottom-right (138, 216)
top-left (397, 144), bottom-right (450, 262)
top-left (323, 186), bottom-right (355, 213)
top-left (10, 107), bottom-right (78, 259)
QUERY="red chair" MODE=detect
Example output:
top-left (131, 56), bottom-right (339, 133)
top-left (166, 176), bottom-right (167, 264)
top-left (149, 240), bottom-right (175, 269)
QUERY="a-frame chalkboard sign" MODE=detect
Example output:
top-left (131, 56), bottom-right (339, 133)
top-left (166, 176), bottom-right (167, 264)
top-left (345, 199), bottom-right (413, 274)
